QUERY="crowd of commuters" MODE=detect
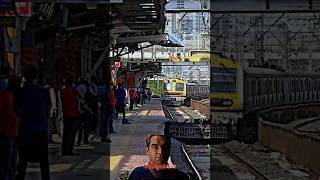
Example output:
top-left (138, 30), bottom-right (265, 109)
top-left (0, 64), bottom-right (152, 180)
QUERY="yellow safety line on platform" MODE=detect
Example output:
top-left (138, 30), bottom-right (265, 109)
top-left (107, 155), bottom-right (124, 171)
top-left (146, 110), bottom-right (151, 116)
top-left (138, 110), bottom-right (150, 116)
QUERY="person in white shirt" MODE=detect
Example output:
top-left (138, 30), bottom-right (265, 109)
top-left (44, 78), bottom-right (57, 144)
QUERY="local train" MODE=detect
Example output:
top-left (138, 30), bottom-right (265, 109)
top-left (161, 78), bottom-right (209, 106)
top-left (211, 55), bottom-right (320, 142)
top-left (162, 79), bottom-right (186, 106)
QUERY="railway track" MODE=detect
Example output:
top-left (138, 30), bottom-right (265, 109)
top-left (163, 105), bottom-right (207, 123)
top-left (165, 105), bottom-right (311, 180)
top-left (165, 105), bottom-right (268, 180)
top-left (182, 144), bottom-right (272, 180)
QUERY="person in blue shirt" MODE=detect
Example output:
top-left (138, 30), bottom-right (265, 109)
top-left (128, 135), bottom-right (190, 180)
top-left (116, 82), bottom-right (130, 124)
top-left (15, 65), bottom-right (50, 180)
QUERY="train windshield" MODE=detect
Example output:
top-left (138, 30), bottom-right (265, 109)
top-left (163, 83), bottom-right (173, 91)
top-left (211, 67), bottom-right (236, 92)
top-left (176, 83), bottom-right (184, 91)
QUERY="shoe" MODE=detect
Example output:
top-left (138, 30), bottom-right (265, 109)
top-left (110, 131), bottom-right (117, 134)
top-left (101, 138), bottom-right (112, 143)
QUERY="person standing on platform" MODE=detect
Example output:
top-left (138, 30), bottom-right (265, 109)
top-left (44, 78), bottom-right (57, 144)
top-left (116, 82), bottom-right (130, 124)
top-left (60, 78), bottom-right (82, 156)
top-left (77, 83), bottom-right (92, 146)
top-left (76, 77), bottom-right (86, 100)
top-left (99, 84), bottom-right (113, 143)
top-left (89, 77), bottom-right (98, 133)
top-left (112, 85), bottom-right (117, 118)
top-left (15, 65), bottom-right (50, 180)
top-left (0, 66), bottom-right (20, 180)
top-left (129, 86), bottom-right (135, 111)
top-left (147, 88), bottom-right (152, 101)
top-left (140, 87), bottom-right (146, 106)
top-left (109, 83), bottom-right (117, 133)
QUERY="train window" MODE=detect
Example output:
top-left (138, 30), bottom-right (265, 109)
top-left (163, 83), bottom-right (173, 91)
top-left (176, 83), bottom-right (184, 91)
top-left (211, 67), bottom-right (237, 92)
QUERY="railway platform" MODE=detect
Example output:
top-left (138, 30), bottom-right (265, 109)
top-left (22, 98), bottom-right (168, 180)
top-left (109, 98), bottom-right (168, 179)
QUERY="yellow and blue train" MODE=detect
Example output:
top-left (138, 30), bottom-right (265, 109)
top-left (162, 79), bottom-right (186, 106)
top-left (162, 78), bottom-right (209, 106)
top-left (211, 54), bottom-right (320, 142)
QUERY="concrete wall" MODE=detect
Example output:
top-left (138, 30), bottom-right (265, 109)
top-left (259, 120), bottom-right (320, 176)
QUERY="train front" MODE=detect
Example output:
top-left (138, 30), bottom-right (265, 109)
top-left (161, 79), bottom-right (186, 106)
top-left (210, 57), bottom-right (243, 140)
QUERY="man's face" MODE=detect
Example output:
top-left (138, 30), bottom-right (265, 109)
top-left (146, 136), bottom-right (170, 164)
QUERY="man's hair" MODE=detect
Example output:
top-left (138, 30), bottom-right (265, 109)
top-left (23, 65), bottom-right (38, 83)
top-left (64, 78), bottom-right (73, 86)
top-left (146, 135), bottom-right (171, 148)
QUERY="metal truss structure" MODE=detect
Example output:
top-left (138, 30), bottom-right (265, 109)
top-left (161, 62), bottom-right (210, 84)
top-left (211, 12), bottom-right (320, 71)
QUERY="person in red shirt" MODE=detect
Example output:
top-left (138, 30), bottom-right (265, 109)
top-left (129, 86), bottom-right (135, 111)
top-left (0, 66), bottom-right (20, 180)
top-left (60, 78), bottom-right (82, 156)
top-left (109, 84), bottom-right (117, 133)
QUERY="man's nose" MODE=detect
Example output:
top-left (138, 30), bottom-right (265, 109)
top-left (156, 147), bottom-right (163, 154)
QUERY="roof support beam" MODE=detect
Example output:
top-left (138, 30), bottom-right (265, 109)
top-left (115, 34), bottom-right (166, 44)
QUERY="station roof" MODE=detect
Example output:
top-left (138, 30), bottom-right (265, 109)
top-left (111, 0), bottom-right (184, 52)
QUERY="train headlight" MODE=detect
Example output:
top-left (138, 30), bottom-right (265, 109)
top-left (222, 99), bottom-right (233, 106)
